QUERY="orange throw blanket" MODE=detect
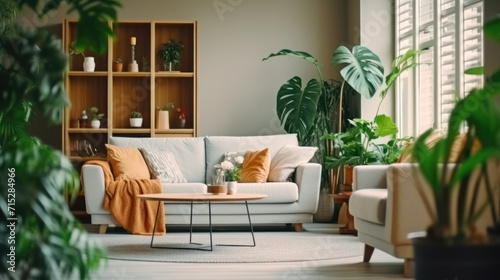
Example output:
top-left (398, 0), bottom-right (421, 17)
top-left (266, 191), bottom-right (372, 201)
top-left (84, 160), bottom-right (166, 235)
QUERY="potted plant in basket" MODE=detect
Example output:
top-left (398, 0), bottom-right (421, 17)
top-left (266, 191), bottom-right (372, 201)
top-left (130, 111), bottom-right (143, 128)
top-left (89, 106), bottom-right (104, 128)
top-left (214, 153), bottom-right (244, 195)
top-left (113, 57), bottom-right (123, 72)
top-left (175, 107), bottom-right (186, 128)
top-left (157, 39), bottom-right (183, 71)
top-left (156, 102), bottom-right (174, 130)
top-left (409, 16), bottom-right (500, 280)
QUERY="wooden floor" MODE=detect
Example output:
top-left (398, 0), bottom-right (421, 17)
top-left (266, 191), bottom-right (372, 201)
top-left (86, 223), bottom-right (409, 280)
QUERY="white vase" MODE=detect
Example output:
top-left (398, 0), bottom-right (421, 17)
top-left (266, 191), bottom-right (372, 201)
top-left (227, 181), bottom-right (237, 195)
top-left (130, 118), bottom-right (143, 128)
top-left (83, 57), bottom-right (95, 72)
top-left (90, 119), bottom-right (100, 129)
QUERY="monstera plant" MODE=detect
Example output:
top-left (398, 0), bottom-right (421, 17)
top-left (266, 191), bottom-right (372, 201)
top-left (0, 0), bottom-right (120, 279)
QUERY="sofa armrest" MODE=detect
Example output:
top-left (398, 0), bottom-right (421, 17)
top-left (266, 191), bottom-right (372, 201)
top-left (353, 165), bottom-right (390, 191)
top-left (82, 165), bottom-right (107, 215)
top-left (294, 163), bottom-right (322, 213)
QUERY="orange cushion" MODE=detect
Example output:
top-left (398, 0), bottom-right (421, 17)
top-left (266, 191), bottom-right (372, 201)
top-left (105, 144), bottom-right (150, 180)
top-left (240, 148), bottom-right (271, 183)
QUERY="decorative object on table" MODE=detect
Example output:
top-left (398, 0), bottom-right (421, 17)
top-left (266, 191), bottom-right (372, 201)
top-left (175, 107), bottom-right (186, 128)
top-left (208, 173), bottom-right (227, 195)
top-left (89, 106), bottom-right (104, 129)
top-left (113, 57), bottom-right (123, 72)
top-left (129, 111), bottom-right (143, 128)
top-left (69, 41), bottom-right (95, 72)
top-left (157, 39), bottom-right (183, 71)
top-left (128, 36), bottom-right (139, 72)
top-left (214, 152), bottom-right (244, 195)
top-left (409, 16), bottom-right (500, 280)
top-left (79, 109), bottom-right (89, 128)
top-left (155, 102), bottom-right (174, 130)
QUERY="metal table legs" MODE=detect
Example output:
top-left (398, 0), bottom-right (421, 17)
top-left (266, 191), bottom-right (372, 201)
top-left (150, 201), bottom-right (256, 251)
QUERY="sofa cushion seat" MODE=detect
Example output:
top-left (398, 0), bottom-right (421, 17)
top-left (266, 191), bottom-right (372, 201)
top-left (163, 183), bottom-right (207, 194)
top-left (350, 189), bottom-right (387, 225)
top-left (162, 182), bottom-right (298, 204)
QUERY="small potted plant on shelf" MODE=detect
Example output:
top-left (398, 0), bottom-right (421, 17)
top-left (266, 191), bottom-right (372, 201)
top-left (157, 39), bottom-right (183, 71)
top-left (89, 106), bottom-right (104, 128)
top-left (175, 107), bottom-right (186, 128)
top-left (156, 102), bottom-right (174, 130)
top-left (130, 111), bottom-right (143, 128)
top-left (113, 57), bottom-right (123, 72)
top-left (69, 41), bottom-right (94, 72)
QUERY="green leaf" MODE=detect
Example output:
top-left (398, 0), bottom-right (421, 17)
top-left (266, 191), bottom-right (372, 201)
top-left (484, 15), bottom-right (500, 43)
top-left (332, 45), bottom-right (384, 99)
top-left (464, 66), bottom-right (484, 75)
top-left (380, 49), bottom-right (421, 99)
top-left (263, 49), bottom-right (319, 67)
top-left (276, 76), bottom-right (321, 140)
top-left (374, 114), bottom-right (398, 137)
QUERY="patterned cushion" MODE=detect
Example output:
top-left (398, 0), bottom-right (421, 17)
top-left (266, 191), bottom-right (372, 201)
top-left (139, 148), bottom-right (187, 184)
top-left (240, 148), bottom-right (271, 183)
top-left (268, 145), bottom-right (317, 182)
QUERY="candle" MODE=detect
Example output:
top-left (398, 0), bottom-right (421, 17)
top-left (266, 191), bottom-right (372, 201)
top-left (131, 37), bottom-right (136, 45)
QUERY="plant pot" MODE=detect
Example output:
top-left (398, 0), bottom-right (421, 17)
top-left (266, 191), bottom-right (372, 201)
top-left (313, 188), bottom-right (334, 222)
top-left (413, 237), bottom-right (500, 280)
top-left (156, 110), bottom-right (170, 130)
top-left (130, 118), bottom-right (143, 128)
top-left (227, 181), bottom-right (237, 195)
top-left (113, 63), bottom-right (123, 72)
top-left (342, 165), bottom-right (354, 193)
top-left (177, 118), bottom-right (186, 129)
top-left (90, 119), bottom-right (100, 129)
top-left (83, 57), bottom-right (95, 72)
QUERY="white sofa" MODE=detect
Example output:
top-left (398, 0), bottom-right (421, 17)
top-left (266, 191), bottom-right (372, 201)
top-left (83, 134), bottom-right (322, 233)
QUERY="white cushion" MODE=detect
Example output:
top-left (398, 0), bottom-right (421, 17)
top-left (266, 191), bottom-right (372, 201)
top-left (110, 137), bottom-right (206, 183)
top-left (205, 134), bottom-right (298, 183)
top-left (139, 148), bottom-right (187, 183)
top-left (350, 189), bottom-right (387, 225)
top-left (268, 145), bottom-right (317, 182)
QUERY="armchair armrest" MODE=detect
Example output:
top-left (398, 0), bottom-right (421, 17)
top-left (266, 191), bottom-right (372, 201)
top-left (82, 165), bottom-right (107, 214)
top-left (353, 165), bottom-right (390, 191)
top-left (294, 163), bottom-right (322, 212)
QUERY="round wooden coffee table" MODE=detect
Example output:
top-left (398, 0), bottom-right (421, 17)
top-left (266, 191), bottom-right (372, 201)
top-left (137, 193), bottom-right (267, 251)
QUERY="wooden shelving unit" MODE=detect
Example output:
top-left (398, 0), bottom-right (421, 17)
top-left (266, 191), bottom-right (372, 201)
top-left (62, 19), bottom-right (198, 162)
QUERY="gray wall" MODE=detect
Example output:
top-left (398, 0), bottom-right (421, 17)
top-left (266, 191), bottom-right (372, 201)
top-left (23, 0), bottom-right (349, 149)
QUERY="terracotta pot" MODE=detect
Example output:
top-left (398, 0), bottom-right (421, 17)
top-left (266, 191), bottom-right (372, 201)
top-left (113, 63), bottom-right (123, 72)
top-left (156, 110), bottom-right (170, 130)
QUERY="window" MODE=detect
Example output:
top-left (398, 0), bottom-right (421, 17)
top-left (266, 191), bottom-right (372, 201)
top-left (396, 0), bottom-right (484, 136)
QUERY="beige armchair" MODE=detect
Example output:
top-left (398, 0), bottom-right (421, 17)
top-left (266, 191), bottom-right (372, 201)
top-left (349, 164), bottom-right (433, 278)
top-left (350, 163), bottom-right (498, 278)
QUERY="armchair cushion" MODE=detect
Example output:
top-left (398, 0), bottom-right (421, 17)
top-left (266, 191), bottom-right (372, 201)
top-left (350, 189), bottom-right (387, 225)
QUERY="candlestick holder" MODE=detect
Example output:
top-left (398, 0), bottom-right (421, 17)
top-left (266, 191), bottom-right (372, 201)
top-left (128, 37), bottom-right (139, 72)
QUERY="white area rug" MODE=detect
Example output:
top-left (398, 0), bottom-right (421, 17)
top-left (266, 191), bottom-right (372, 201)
top-left (96, 231), bottom-right (364, 263)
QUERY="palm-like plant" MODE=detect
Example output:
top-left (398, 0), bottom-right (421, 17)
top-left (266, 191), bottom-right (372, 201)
top-left (157, 39), bottom-right (183, 71)
top-left (0, 0), bottom-right (120, 279)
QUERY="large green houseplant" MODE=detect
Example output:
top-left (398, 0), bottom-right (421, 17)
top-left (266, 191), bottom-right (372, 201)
top-left (0, 0), bottom-right (120, 279)
top-left (410, 16), bottom-right (500, 280)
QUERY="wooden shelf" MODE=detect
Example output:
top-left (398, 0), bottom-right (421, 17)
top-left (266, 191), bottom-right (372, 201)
top-left (67, 128), bottom-right (108, 133)
top-left (155, 128), bottom-right (194, 134)
top-left (155, 72), bottom-right (194, 78)
top-left (112, 128), bottom-right (151, 134)
top-left (68, 71), bottom-right (108, 77)
top-left (69, 156), bottom-right (107, 162)
top-left (63, 19), bottom-right (198, 165)
top-left (112, 72), bottom-right (151, 77)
